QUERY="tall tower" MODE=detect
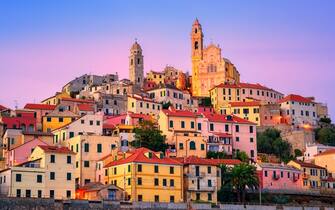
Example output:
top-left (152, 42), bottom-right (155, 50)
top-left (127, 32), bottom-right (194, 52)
top-left (191, 18), bottom-right (204, 96)
top-left (129, 41), bottom-right (144, 90)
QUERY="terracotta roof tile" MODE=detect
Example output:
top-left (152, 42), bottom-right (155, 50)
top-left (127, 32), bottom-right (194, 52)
top-left (61, 97), bottom-right (95, 103)
top-left (162, 109), bottom-right (200, 118)
top-left (278, 94), bottom-right (313, 104)
top-left (38, 145), bottom-right (75, 155)
top-left (229, 101), bottom-right (261, 107)
top-left (202, 113), bottom-right (255, 124)
top-left (77, 104), bottom-right (94, 111)
top-left (24, 103), bottom-right (56, 110)
top-left (104, 148), bottom-right (182, 168)
top-left (292, 160), bottom-right (326, 169)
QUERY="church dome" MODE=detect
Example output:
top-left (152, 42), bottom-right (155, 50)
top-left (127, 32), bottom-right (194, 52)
top-left (131, 41), bottom-right (142, 52)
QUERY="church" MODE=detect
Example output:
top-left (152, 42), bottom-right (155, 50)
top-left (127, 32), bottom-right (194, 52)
top-left (191, 19), bottom-right (240, 97)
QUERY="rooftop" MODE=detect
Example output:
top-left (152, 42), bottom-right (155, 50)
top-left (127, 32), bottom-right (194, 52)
top-left (278, 94), bottom-right (313, 104)
top-left (24, 103), bottom-right (56, 110)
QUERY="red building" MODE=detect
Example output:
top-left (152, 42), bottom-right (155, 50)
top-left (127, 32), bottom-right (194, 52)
top-left (1, 110), bottom-right (36, 132)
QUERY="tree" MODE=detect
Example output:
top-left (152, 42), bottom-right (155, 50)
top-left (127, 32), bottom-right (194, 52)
top-left (235, 151), bottom-right (249, 163)
top-left (207, 151), bottom-right (226, 159)
top-left (319, 117), bottom-right (332, 124)
top-left (162, 101), bottom-right (172, 109)
top-left (257, 128), bottom-right (293, 162)
top-left (294, 149), bottom-right (302, 157)
top-left (315, 127), bottom-right (335, 146)
top-left (231, 163), bottom-right (258, 203)
top-left (131, 120), bottom-right (168, 152)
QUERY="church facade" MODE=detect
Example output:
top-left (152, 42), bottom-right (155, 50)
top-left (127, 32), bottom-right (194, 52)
top-left (191, 19), bottom-right (240, 97)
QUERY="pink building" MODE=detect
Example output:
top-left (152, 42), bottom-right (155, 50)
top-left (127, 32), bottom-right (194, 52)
top-left (125, 112), bottom-right (153, 126)
top-left (257, 163), bottom-right (302, 191)
top-left (199, 112), bottom-right (257, 161)
top-left (6, 138), bottom-right (49, 167)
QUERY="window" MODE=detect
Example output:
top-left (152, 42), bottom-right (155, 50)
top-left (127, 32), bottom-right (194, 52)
top-left (225, 124), bottom-right (229, 132)
top-left (84, 161), bottom-right (90, 168)
top-left (179, 143), bottom-right (184, 150)
top-left (181, 121), bottom-right (185, 128)
top-left (67, 173), bottom-right (72, 180)
top-left (84, 143), bottom-right (89, 152)
top-left (154, 165), bottom-right (159, 173)
top-left (138, 164), bottom-right (142, 172)
top-left (197, 123), bottom-right (202, 130)
top-left (250, 150), bottom-right (254, 158)
top-left (190, 141), bottom-right (196, 150)
top-left (170, 179), bottom-right (175, 187)
top-left (69, 132), bottom-right (74, 138)
top-left (235, 125), bottom-right (239, 132)
top-left (191, 121), bottom-right (195, 129)
top-left (67, 156), bottom-right (72, 164)
top-left (210, 123), bottom-right (214, 131)
top-left (128, 178), bottom-right (131, 185)
top-left (16, 189), bottom-right (21, 197)
top-left (137, 177), bottom-right (142, 185)
top-left (16, 174), bottom-right (22, 182)
top-left (50, 190), bottom-right (54, 198)
top-left (138, 195), bottom-right (143, 202)
top-left (128, 165), bottom-right (131, 172)
top-left (236, 137), bottom-right (240, 142)
top-left (208, 193), bottom-right (212, 201)
top-left (170, 166), bottom-right (174, 174)
top-left (97, 144), bottom-right (102, 153)
top-left (59, 117), bottom-right (63, 122)
top-left (250, 138), bottom-right (254, 143)
top-left (163, 179), bottom-right (167, 186)
top-left (208, 166), bottom-right (212, 174)
top-left (264, 171), bottom-right (268, 177)
top-left (169, 120), bottom-right (174, 128)
top-left (66, 190), bottom-right (71, 198)
top-left (47, 117), bottom-right (51, 122)
top-left (155, 195), bottom-right (159, 202)
top-left (196, 193), bottom-right (200, 201)
top-left (208, 179), bottom-right (212, 187)
top-left (97, 121), bottom-right (100, 126)
top-left (249, 126), bottom-right (254, 133)
top-left (201, 144), bottom-right (205, 150)
top-left (90, 120), bottom-right (93, 125)
top-left (81, 119), bottom-right (85, 124)
top-left (170, 195), bottom-right (175, 203)
top-left (50, 154), bottom-right (55, 163)
top-left (38, 190), bottom-right (42, 198)
top-left (37, 175), bottom-right (42, 183)
top-left (154, 178), bottom-right (159, 186)
top-left (50, 172), bottom-right (55, 180)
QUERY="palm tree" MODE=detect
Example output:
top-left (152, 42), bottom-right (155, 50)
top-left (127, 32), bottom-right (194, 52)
top-left (231, 163), bottom-right (259, 203)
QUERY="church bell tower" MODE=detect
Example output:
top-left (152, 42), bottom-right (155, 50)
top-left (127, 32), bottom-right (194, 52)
top-left (129, 41), bottom-right (144, 90)
top-left (191, 18), bottom-right (204, 96)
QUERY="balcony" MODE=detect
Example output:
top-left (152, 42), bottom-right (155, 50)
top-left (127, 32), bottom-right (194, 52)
top-left (188, 185), bottom-right (216, 192)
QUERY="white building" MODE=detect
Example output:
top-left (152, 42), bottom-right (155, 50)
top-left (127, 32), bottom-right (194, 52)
top-left (279, 94), bottom-right (317, 127)
top-left (304, 143), bottom-right (335, 162)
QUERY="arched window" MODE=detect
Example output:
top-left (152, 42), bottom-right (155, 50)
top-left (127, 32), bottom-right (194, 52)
top-left (29, 124), bottom-right (34, 132)
top-left (195, 28), bottom-right (198, 33)
top-left (21, 124), bottom-right (26, 131)
top-left (194, 41), bottom-right (199, 50)
top-left (189, 141), bottom-right (196, 150)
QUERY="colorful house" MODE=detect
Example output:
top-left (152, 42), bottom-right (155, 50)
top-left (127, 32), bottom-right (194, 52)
top-left (199, 112), bottom-right (257, 161)
top-left (158, 108), bottom-right (207, 158)
top-left (41, 92), bottom-right (71, 105)
top-left (288, 160), bottom-right (328, 189)
top-left (23, 103), bottom-right (56, 132)
top-left (52, 113), bottom-right (103, 144)
top-left (314, 149), bottom-right (335, 177)
top-left (0, 145), bottom-right (76, 199)
top-left (62, 134), bottom-right (120, 187)
top-left (257, 163), bottom-right (302, 191)
top-left (76, 182), bottom-right (124, 201)
top-left (0, 109), bottom-right (36, 132)
top-left (42, 109), bottom-right (79, 132)
top-left (104, 148), bottom-right (184, 203)
top-left (127, 94), bottom-right (161, 118)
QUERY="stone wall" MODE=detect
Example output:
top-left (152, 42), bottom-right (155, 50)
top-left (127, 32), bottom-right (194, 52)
top-left (0, 198), bottom-right (334, 210)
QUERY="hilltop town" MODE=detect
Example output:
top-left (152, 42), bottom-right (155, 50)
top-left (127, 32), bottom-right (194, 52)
top-left (0, 19), bottom-right (334, 206)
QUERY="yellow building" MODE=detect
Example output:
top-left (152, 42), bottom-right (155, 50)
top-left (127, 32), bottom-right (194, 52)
top-left (127, 94), bottom-right (161, 119)
top-left (158, 108), bottom-right (207, 158)
top-left (146, 70), bottom-right (165, 85)
top-left (191, 19), bottom-right (240, 97)
top-left (314, 149), bottom-right (335, 177)
top-left (42, 110), bottom-right (79, 132)
top-left (104, 148), bottom-right (184, 202)
top-left (62, 134), bottom-right (120, 187)
top-left (288, 160), bottom-right (327, 189)
top-left (220, 101), bottom-right (261, 126)
top-left (41, 92), bottom-right (71, 105)
top-left (0, 145), bottom-right (76, 199)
